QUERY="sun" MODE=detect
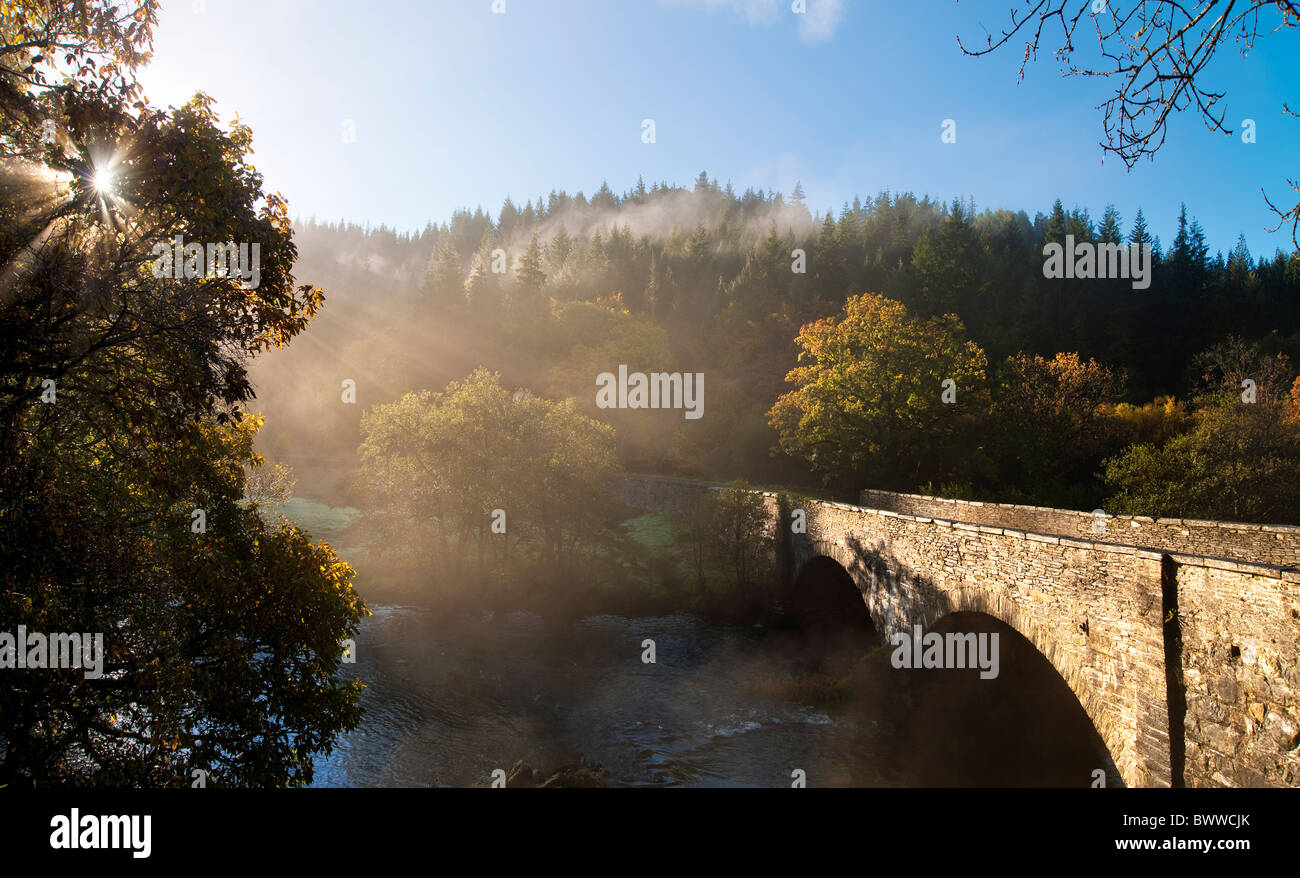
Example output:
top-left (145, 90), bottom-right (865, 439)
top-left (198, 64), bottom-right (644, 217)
top-left (92, 167), bottom-right (117, 196)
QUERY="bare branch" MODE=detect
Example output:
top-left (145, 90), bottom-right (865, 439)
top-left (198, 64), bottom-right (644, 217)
top-left (959, 0), bottom-right (1299, 248)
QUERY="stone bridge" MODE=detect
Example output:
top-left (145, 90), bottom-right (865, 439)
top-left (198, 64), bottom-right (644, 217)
top-left (621, 475), bottom-right (1300, 788)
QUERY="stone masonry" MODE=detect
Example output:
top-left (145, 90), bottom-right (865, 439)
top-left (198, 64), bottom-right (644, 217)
top-left (622, 475), bottom-right (1300, 788)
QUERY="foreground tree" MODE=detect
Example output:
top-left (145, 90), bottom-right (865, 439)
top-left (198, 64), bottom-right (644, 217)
top-left (0, 1), bottom-right (364, 786)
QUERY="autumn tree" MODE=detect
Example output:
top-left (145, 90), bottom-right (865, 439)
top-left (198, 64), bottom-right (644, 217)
top-left (0, 1), bottom-right (365, 786)
top-left (1104, 338), bottom-right (1300, 522)
top-left (769, 292), bottom-right (989, 493)
top-left (990, 352), bottom-right (1129, 506)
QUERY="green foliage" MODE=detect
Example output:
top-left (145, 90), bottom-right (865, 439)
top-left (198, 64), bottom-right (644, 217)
top-left (0, 6), bottom-right (364, 786)
top-left (678, 483), bottom-right (773, 599)
top-left (357, 368), bottom-right (625, 585)
top-left (510, 234), bottom-right (548, 322)
top-left (545, 299), bottom-right (680, 471)
top-left (710, 482), bottom-right (773, 594)
top-left (1104, 340), bottom-right (1300, 522)
top-left (989, 352), bottom-right (1129, 507)
top-left (769, 292), bottom-right (988, 493)
top-left (257, 178), bottom-right (1300, 520)
top-left (422, 242), bottom-right (464, 313)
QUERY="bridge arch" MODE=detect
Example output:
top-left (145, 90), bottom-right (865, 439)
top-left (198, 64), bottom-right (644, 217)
top-left (792, 541), bottom-right (1130, 786)
top-left (908, 611), bottom-right (1124, 785)
top-left (788, 555), bottom-right (874, 634)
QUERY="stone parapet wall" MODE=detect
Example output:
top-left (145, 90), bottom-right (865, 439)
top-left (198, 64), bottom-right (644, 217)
top-left (859, 489), bottom-right (1300, 569)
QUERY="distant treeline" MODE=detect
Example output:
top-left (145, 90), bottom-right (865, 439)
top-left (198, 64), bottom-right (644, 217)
top-left (252, 175), bottom-right (1300, 519)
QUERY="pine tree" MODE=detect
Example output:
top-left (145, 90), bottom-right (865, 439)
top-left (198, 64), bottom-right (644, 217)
top-left (498, 197), bottom-right (520, 238)
top-left (1129, 208), bottom-right (1152, 245)
top-left (548, 225), bottom-right (573, 272)
top-left (1045, 199), bottom-right (1068, 242)
top-left (510, 235), bottom-right (548, 322)
top-left (592, 181), bottom-right (617, 210)
top-left (685, 223), bottom-right (711, 265)
top-left (1172, 203), bottom-right (1191, 263)
top-left (838, 201), bottom-right (861, 248)
top-left (1068, 206), bottom-right (1094, 242)
top-left (1228, 233), bottom-right (1253, 269)
top-left (1098, 205), bottom-right (1123, 244)
top-left (1188, 217), bottom-right (1209, 270)
top-left (465, 245), bottom-right (505, 316)
top-left (424, 242), bottom-right (464, 311)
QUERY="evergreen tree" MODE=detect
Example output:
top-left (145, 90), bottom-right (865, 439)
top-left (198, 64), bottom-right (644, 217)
top-left (1067, 206), bottom-right (1094, 242)
top-left (548, 225), bottom-right (573, 273)
top-left (1129, 207), bottom-right (1152, 245)
top-left (592, 181), bottom-right (617, 210)
top-left (1098, 205), bottom-right (1123, 244)
top-left (424, 242), bottom-right (464, 311)
top-left (1045, 199), bottom-right (1068, 242)
top-left (498, 197), bottom-right (520, 238)
top-left (1228, 233), bottom-right (1253, 272)
top-left (1188, 217), bottom-right (1209, 270)
top-left (510, 235), bottom-right (549, 322)
top-left (465, 245), bottom-right (505, 317)
top-left (1172, 203), bottom-right (1189, 253)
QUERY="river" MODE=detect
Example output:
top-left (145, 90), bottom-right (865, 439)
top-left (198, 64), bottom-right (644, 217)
top-left (310, 604), bottom-right (1114, 787)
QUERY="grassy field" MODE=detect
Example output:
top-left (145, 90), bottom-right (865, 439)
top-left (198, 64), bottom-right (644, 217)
top-left (621, 512), bottom-right (677, 551)
top-left (263, 497), bottom-right (362, 554)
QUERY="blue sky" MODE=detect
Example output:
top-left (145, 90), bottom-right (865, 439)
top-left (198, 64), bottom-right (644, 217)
top-left (137, 0), bottom-right (1300, 254)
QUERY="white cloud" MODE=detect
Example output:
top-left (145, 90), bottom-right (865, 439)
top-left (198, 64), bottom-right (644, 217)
top-left (663, 0), bottom-right (845, 43)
